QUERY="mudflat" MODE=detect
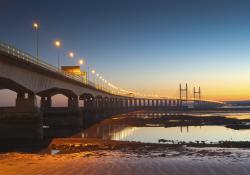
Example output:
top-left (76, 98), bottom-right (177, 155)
top-left (1, 138), bottom-right (250, 175)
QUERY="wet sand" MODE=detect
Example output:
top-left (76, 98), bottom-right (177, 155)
top-left (1, 150), bottom-right (250, 175)
top-left (1, 139), bottom-right (250, 175)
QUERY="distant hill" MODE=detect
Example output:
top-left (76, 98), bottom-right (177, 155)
top-left (224, 101), bottom-right (250, 106)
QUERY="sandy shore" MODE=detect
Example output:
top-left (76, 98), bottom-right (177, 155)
top-left (1, 150), bottom-right (250, 175)
top-left (1, 139), bottom-right (250, 175)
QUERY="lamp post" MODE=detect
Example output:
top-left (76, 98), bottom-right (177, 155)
top-left (91, 69), bottom-right (96, 86)
top-left (79, 59), bottom-right (87, 83)
top-left (96, 73), bottom-right (99, 89)
top-left (79, 58), bottom-right (88, 82)
top-left (99, 76), bottom-right (103, 90)
top-left (68, 51), bottom-right (74, 66)
top-left (101, 78), bottom-right (105, 91)
top-left (32, 22), bottom-right (39, 60)
top-left (87, 66), bottom-right (90, 83)
top-left (54, 40), bottom-right (62, 70)
top-left (104, 79), bottom-right (107, 92)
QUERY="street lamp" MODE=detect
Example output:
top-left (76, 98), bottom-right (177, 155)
top-left (54, 40), bottom-right (62, 70)
top-left (96, 73), bottom-right (100, 89)
top-left (99, 76), bottom-right (103, 90)
top-left (68, 51), bottom-right (75, 66)
top-left (78, 59), bottom-right (88, 83)
top-left (78, 58), bottom-right (89, 82)
top-left (32, 22), bottom-right (39, 59)
top-left (78, 59), bottom-right (84, 65)
top-left (91, 69), bottom-right (96, 86)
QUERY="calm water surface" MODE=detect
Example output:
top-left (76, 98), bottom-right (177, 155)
top-left (80, 111), bottom-right (250, 143)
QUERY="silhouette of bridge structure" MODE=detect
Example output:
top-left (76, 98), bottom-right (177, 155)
top-left (0, 41), bottom-right (224, 140)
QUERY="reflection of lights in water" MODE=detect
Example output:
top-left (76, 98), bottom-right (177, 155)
top-left (111, 127), bottom-right (138, 141)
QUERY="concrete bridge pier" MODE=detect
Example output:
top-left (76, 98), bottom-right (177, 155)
top-left (81, 97), bottom-right (98, 127)
top-left (156, 99), bottom-right (159, 109)
top-left (138, 99), bottom-right (142, 109)
top-left (118, 98), bottom-right (124, 113)
top-left (159, 100), bottom-right (163, 109)
top-left (152, 99), bottom-right (156, 108)
top-left (93, 97), bottom-right (106, 120)
top-left (164, 99), bottom-right (167, 109)
top-left (147, 99), bottom-right (152, 109)
top-left (173, 100), bottom-right (177, 108)
top-left (141, 99), bottom-right (145, 109)
top-left (41, 93), bottom-right (83, 138)
top-left (146, 99), bottom-right (149, 109)
top-left (111, 98), bottom-right (118, 114)
top-left (68, 96), bottom-right (79, 110)
top-left (0, 92), bottom-right (43, 140)
top-left (41, 96), bottom-right (51, 111)
top-left (127, 99), bottom-right (132, 111)
top-left (124, 99), bottom-right (129, 112)
top-left (177, 99), bottom-right (181, 108)
top-left (102, 98), bottom-right (110, 117)
top-left (108, 98), bottom-right (116, 114)
top-left (114, 98), bottom-right (122, 114)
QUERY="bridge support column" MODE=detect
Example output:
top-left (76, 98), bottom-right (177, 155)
top-left (142, 99), bottom-right (145, 108)
top-left (172, 100), bottom-right (175, 108)
top-left (42, 95), bottom-right (82, 138)
top-left (156, 99), bottom-right (159, 108)
top-left (114, 98), bottom-right (121, 112)
top-left (148, 99), bottom-right (151, 108)
top-left (177, 100), bottom-right (181, 108)
top-left (16, 92), bottom-right (37, 112)
top-left (169, 100), bottom-right (172, 108)
top-left (152, 100), bottom-right (155, 108)
top-left (164, 100), bottom-right (167, 108)
top-left (41, 96), bottom-right (52, 111)
top-left (102, 98), bottom-right (108, 112)
top-left (159, 100), bottom-right (163, 108)
top-left (68, 96), bottom-right (79, 110)
top-left (119, 99), bottom-right (123, 111)
top-left (146, 99), bottom-right (149, 109)
top-left (138, 99), bottom-right (142, 109)
top-left (0, 92), bottom-right (43, 140)
top-left (109, 98), bottom-right (115, 113)
top-left (124, 99), bottom-right (129, 111)
top-left (81, 98), bottom-right (97, 127)
top-left (129, 99), bottom-right (134, 111)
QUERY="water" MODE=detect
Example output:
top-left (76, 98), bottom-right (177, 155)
top-left (79, 111), bottom-right (250, 144)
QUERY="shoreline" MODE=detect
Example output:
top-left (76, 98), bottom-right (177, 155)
top-left (49, 138), bottom-right (250, 155)
top-left (1, 139), bottom-right (250, 175)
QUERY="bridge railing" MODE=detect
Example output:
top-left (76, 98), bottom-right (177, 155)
top-left (0, 41), bottom-right (124, 96)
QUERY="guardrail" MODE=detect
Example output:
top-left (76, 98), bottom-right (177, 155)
top-left (0, 41), bottom-right (123, 96)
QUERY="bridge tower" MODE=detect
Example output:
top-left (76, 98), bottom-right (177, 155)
top-left (193, 86), bottom-right (201, 106)
top-left (193, 86), bottom-right (201, 100)
top-left (179, 83), bottom-right (188, 107)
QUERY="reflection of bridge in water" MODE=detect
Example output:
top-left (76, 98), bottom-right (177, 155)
top-left (80, 124), bottom-right (138, 141)
top-left (0, 41), bottom-right (224, 140)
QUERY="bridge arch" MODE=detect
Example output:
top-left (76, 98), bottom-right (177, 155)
top-left (0, 77), bottom-right (33, 93)
top-left (0, 78), bottom-right (37, 111)
top-left (37, 87), bottom-right (78, 109)
top-left (79, 93), bottom-right (95, 109)
top-left (80, 93), bottom-right (94, 100)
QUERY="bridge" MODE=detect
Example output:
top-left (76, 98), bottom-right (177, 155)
top-left (0, 41), bottom-right (224, 140)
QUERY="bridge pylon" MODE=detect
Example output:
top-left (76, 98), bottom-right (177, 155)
top-left (179, 83), bottom-right (188, 107)
top-left (193, 86), bottom-right (201, 100)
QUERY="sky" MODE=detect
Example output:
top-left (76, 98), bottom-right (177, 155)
top-left (1, 0), bottom-right (250, 102)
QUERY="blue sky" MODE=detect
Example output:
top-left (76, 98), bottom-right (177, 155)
top-left (1, 0), bottom-right (250, 100)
